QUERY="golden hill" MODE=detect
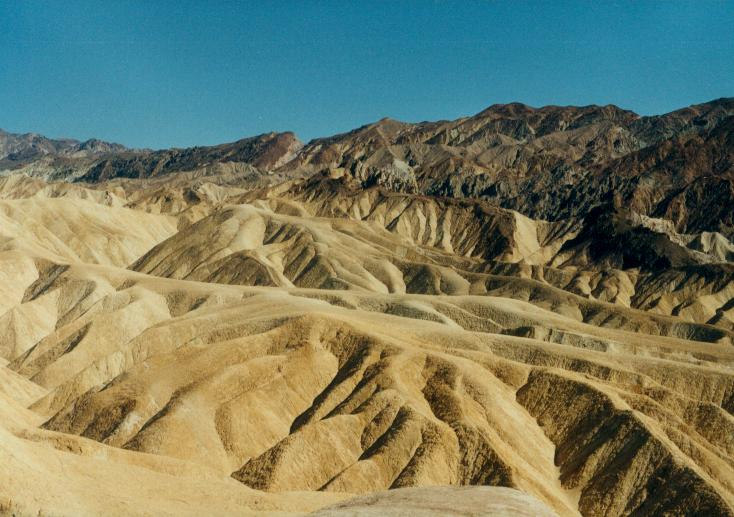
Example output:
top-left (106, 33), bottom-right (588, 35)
top-left (0, 174), bottom-right (732, 516)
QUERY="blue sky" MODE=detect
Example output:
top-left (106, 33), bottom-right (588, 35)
top-left (1, 1), bottom-right (732, 149)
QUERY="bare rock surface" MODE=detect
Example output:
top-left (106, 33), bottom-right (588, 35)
top-left (311, 486), bottom-right (558, 516)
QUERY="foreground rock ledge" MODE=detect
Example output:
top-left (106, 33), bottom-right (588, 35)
top-left (310, 486), bottom-right (558, 516)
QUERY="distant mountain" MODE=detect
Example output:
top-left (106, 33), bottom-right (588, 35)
top-left (0, 128), bottom-right (302, 182)
top-left (0, 128), bottom-right (125, 163)
top-left (280, 97), bottom-right (734, 235)
top-left (2, 98), bottom-right (733, 235)
top-left (79, 132), bottom-right (302, 182)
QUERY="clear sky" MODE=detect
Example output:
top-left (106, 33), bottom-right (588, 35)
top-left (1, 1), bottom-right (732, 149)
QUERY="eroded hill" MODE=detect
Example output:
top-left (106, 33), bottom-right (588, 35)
top-left (1, 99), bottom-right (734, 517)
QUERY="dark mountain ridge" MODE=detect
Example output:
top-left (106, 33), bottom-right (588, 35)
top-left (2, 98), bottom-right (732, 236)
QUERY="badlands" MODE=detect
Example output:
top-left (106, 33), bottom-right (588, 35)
top-left (0, 99), bottom-right (733, 516)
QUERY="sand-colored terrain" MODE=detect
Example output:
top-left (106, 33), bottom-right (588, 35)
top-left (3, 97), bottom-right (734, 515)
top-left (0, 171), bottom-right (731, 516)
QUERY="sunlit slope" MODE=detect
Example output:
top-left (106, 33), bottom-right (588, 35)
top-left (0, 176), bottom-right (732, 516)
top-left (0, 196), bottom-right (176, 266)
top-left (1, 259), bottom-right (731, 515)
top-left (0, 365), bottom-right (346, 516)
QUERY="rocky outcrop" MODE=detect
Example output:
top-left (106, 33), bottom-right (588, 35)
top-left (279, 98), bottom-right (734, 235)
top-left (0, 129), bottom-right (125, 165)
top-left (78, 132), bottom-right (303, 182)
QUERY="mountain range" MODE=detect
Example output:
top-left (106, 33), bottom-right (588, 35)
top-left (1, 98), bottom-right (733, 516)
top-left (4, 97), bottom-right (732, 233)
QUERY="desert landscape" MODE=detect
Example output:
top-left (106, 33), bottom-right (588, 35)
top-left (0, 97), bottom-right (733, 515)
